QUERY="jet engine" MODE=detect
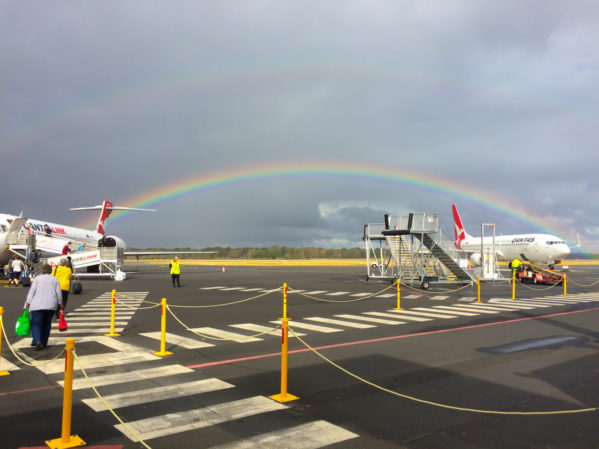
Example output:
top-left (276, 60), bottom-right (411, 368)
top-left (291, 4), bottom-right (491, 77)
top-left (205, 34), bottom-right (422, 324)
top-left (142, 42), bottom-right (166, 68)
top-left (469, 253), bottom-right (481, 266)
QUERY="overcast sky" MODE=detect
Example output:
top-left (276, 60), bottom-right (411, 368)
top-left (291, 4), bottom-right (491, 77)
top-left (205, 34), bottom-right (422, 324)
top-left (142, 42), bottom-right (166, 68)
top-left (1, 1), bottom-right (598, 251)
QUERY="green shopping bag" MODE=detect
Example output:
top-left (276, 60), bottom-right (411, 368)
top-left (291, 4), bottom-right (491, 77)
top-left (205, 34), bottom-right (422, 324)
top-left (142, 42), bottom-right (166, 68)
top-left (15, 310), bottom-right (31, 337)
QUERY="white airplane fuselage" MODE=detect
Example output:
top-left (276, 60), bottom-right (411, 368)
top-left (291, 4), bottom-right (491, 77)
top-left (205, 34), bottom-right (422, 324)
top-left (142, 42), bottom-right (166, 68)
top-left (458, 233), bottom-right (570, 266)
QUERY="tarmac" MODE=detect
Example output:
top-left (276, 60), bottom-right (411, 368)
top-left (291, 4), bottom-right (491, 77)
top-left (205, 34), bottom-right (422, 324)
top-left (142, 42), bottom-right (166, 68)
top-left (2, 261), bottom-right (599, 448)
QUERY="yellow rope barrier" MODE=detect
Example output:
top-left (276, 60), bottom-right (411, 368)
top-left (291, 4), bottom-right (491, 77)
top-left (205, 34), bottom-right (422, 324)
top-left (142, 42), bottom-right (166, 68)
top-left (291, 282), bottom-right (396, 303)
top-left (166, 305), bottom-right (280, 341)
top-left (168, 288), bottom-right (280, 309)
top-left (289, 328), bottom-right (599, 416)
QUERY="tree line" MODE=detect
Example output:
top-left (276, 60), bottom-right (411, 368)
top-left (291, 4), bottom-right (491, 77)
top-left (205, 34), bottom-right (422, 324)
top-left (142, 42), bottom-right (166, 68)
top-left (126, 246), bottom-right (364, 260)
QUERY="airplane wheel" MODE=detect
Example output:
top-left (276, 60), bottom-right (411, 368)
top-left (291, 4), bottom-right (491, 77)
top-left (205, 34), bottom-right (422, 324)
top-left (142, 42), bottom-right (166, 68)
top-left (421, 280), bottom-right (430, 290)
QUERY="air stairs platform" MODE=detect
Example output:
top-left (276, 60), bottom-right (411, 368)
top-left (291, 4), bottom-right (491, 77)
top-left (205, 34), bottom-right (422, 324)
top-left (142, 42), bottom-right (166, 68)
top-left (364, 212), bottom-right (479, 288)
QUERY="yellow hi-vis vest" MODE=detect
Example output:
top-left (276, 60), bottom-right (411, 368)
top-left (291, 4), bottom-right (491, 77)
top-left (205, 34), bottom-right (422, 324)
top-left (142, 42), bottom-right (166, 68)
top-left (170, 261), bottom-right (180, 275)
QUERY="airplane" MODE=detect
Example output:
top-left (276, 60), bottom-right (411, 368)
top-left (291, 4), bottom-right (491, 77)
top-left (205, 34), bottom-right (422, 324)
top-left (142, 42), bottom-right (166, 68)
top-left (0, 200), bottom-right (210, 268)
top-left (452, 204), bottom-right (572, 268)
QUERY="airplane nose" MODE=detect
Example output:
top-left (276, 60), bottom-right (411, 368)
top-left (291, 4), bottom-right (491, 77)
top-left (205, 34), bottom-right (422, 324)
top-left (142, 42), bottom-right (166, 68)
top-left (557, 244), bottom-right (570, 259)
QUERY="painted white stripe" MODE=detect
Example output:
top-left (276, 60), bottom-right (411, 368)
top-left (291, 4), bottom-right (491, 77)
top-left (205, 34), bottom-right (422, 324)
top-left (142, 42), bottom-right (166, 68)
top-left (350, 293), bottom-right (371, 297)
top-left (387, 309), bottom-right (457, 319)
top-left (458, 297), bottom-right (477, 302)
top-left (220, 287), bottom-right (246, 291)
top-left (451, 305), bottom-right (502, 314)
top-left (209, 420), bottom-right (359, 448)
top-left (139, 332), bottom-right (214, 349)
top-left (0, 359), bottom-right (20, 371)
top-left (335, 314), bottom-right (404, 325)
top-left (241, 288), bottom-right (267, 292)
top-left (53, 321), bottom-right (129, 327)
top-left (518, 298), bottom-right (581, 305)
top-left (457, 303), bottom-right (530, 311)
top-left (430, 296), bottom-right (449, 300)
top-left (303, 290), bottom-right (327, 295)
top-left (375, 293), bottom-right (395, 298)
top-left (40, 351), bottom-right (159, 374)
top-left (115, 396), bottom-right (287, 441)
top-left (191, 327), bottom-right (263, 343)
top-left (326, 291), bottom-right (350, 296)
top-left (305, 317), bottom-right (375, 329)
top-left (487, 299), bottom-right (548, 308)
top-left (429, 306), bottom-right (479, 316)
top-left (288, 289), bottom-right (305, 293)
top-left (405, 294), bottom-right (421, 299)
top-left (230, 323), bottom-right (305, 337)
top-left (200, 286), bottom-right (228, 290)
top-left (83, 378), bottom-right (234, 411)
top-left (272, 320), bottom-right (342, 333)
top-left (366, 311), bottom-right (431, 322)
top-left (66, 313), bottom-right (134, 317)
top-left (64, 365), bottom-right (194, 390)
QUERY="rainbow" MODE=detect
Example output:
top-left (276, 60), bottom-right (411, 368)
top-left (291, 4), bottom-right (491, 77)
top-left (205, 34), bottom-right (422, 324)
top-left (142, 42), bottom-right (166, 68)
top-left (75, 161), bottom-right (579, 245)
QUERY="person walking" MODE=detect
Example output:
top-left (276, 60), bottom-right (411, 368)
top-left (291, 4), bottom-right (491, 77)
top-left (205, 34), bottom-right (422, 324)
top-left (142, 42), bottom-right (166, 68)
top-left (9, 257), bottom-right (25, 286)
top-left (24, 263), bottom-right (62, 350)
top-left (52, 258), bottom-right (73, 316)
top-left (169, 256), bottom-right (181, 287)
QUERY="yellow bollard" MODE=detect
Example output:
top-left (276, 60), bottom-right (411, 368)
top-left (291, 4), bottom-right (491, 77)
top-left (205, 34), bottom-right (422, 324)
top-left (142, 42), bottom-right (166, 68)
top-left (269, 317), bottom-right (299, 403)
top-left (0, 307), bottom-right (9, 376)
top-left (104, 289), bottom-right (120, 337)
top-left (477, 277), bottom-right (481, 303)
top-left (283, 283), bottom-right (287, 319)
top-left (512, 272), bottom-right (516, 300)
top-left (394, 280), bottom-right (402, 310)
top-left (46, 338), bottom-right (85, 449)
top-left (563, 273), bottom-right (567, 295)
top-left (153, 298), bottom-right (173, 356)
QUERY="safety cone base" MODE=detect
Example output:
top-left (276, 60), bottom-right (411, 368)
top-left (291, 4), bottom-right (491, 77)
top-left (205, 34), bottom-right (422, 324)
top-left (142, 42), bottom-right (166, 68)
top-left (45, 434), bottom-right (86, 449)
top-left (153, 351), bottom-right (173, 356)
top-left (0, 370), bottom-right (9, 376)
top-left (269, 393), bottom-right (299, 403)
top-left (104, 332), bottom-right (121, 337)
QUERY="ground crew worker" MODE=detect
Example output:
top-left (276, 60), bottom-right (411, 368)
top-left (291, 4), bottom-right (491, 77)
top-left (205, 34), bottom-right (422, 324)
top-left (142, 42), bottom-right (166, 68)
top-left (511, 258), bottom-right (522, 279)
top-left (169, 256), bottom-right (181, 287)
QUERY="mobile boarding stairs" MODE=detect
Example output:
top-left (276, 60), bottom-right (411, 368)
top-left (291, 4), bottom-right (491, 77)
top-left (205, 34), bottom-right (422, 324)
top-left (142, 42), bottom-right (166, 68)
top-left (364, 212), bottom-right (484, 288)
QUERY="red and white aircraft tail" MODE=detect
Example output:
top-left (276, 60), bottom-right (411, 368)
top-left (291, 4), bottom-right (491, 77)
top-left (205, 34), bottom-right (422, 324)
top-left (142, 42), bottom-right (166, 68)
top-left (70, 201), bottom-right (156, 235)
top-left (452, 204), bottom-right (472, 249)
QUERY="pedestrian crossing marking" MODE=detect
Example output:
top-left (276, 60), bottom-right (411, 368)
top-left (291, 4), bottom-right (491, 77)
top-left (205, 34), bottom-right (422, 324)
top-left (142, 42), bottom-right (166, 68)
top-left (191, 327), bottom-right (263, 343)
top-left (303, 290), bottom-right (327, 295)
top-left (326, 291), bottom-right (350, 296)
top-left (430, 306), bottom-right (479, 316)
top-left (64, 365), bottom-right (194, 390)
top-left (230, 323), bottom-right (306, 337)
top-left (115, 396), bottom-right (288, 441)
top-left (305, 317), bottom-right (375, 329)
top-left (375, 293), bottom-right (395, 298)
top-left (83, 378), bottom-right (234, 411)
top-left (351, 292), bottom-right (371, 297)
top-left (405, 294), bottom-right (421, 299)
top-left (208, 420), bottom-right (359, 448)
top-left (430, 296), bottom-right (449, 300)
top-left (366, 311), bottom-right (432, 322)
top-left (271, 320), bottom-right (342, 333)
top-left (335, 314), bottom-right (404, 325)
top-left (452, 305), bottom-right (502, 314)
top-left (140, 332), bottom-right (215, 349)
top-left (387, 309), bottom-right (457, 319)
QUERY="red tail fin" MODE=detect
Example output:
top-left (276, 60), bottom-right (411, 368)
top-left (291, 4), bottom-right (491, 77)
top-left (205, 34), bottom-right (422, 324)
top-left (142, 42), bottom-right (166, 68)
top-left (96, 200), bottom-right (113, 235)
top-left (452, 204), bottom-right (466, 249)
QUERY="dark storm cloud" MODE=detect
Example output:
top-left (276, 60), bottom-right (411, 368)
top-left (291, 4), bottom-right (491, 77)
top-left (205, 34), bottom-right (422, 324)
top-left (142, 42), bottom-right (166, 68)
top-left (1, 1), bottom-right (598, 250)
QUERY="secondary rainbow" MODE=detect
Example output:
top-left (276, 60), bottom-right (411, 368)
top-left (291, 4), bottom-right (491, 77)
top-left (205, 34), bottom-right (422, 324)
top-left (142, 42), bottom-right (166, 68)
top-left (76, 161), bottom-right (577, 244)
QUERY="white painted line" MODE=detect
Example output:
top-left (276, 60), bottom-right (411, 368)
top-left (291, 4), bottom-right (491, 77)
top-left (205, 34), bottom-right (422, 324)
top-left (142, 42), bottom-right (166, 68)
top-left (305, 317), bottom-right (375, 329)
top-left (303, 290), bottom-right (327, 295)
top-left (335, 314), bottom-right (404, 325)
top-left (375, 294), bottom-right (395, 298)
top-left (386, 309), bottom-right (457, 319)
top-left (451, 305), bottom-right (502, 314)
top-left (40, 351), bottom-right (160, 374)
top-left (350, 293), bottom-right (371, 297)
top-left (115, 396), bottom-right (287, 441)
top-left (64, 365), bottom-right (194, 390)
top-left (139, 332), bottom-right (215, 349)
top-left (430, 296), bottom-right (449, 300)
top-left (191, 327), bottom-right (263, 343)
top-left (230, 323), bottom-right (305, 337)
top-left (429, 306), bottom-right (479, 316)
top-left (326, 291), bottom-right (350, 296)
top-left (220, 287), bottom-right (246, 291)
top-left (271, 320), bottom-right (342, 333)
top-left (84, 378), bottom-right (234, 411)
top-left (366, 311), bottom-right (431, 322)
top-left (487, 299), bottom-right (547, 308)
top-left (241, 288), bottom-right (267, 292)
top-left (457, 303), bottom-right (530, 311)
top-left (405, 295), bottom-right (421, 299)
top-left (0, 359), bottom-right (20, 371)
top-left (209, 420), bottom-right (359, 448)
top-left (200, 286), bottom-right (228, 290)
top-left (458, 297), bottom-right (477, 302)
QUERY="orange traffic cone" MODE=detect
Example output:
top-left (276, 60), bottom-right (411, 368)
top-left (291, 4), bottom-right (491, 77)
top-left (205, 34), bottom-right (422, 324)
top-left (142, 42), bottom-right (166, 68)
top-left (221, 266), bottom-right (226, 273)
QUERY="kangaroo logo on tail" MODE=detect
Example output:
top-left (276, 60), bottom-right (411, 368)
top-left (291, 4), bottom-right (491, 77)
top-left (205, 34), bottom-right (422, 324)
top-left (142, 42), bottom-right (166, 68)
top-left (452, 204), bottom-right (467, 249)
top-left (96, 200), bottom-right (113, 236)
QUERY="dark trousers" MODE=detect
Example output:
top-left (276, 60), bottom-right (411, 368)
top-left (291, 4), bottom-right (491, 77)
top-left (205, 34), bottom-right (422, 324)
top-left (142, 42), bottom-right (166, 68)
top-left (56, 290), bottom-right (69, 318)
top-left (30, 310), bottom-right (55, 346)
top-left (171, 274), bottom-right (180, 287)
